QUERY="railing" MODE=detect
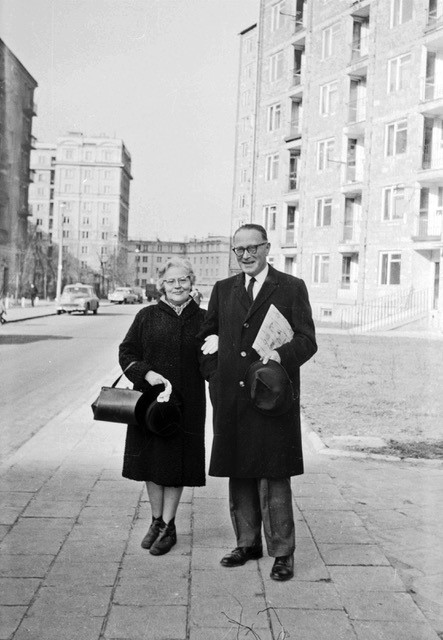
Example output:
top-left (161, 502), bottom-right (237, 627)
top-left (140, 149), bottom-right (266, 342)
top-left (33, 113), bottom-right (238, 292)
top-left (421, 77), bottom-right (443, 101)
top-left (414, 209), bottom-right (443, 237)
top-left (282, 228), bottom-right (297, 246)
top-left (422, 144), bottom-right (443, 170)
top-left (290, 70), bottom-right (303, 87)
top-left (340, 288), bottom-right (430, 332)
top-left (347, 97), bottom-right (366, 123)
top-left (427, 5), bottom-right (443, 28)
top-left (288, 119), bottom-right (302, 138)
top-left (345, 163), bottom-right (364, 183)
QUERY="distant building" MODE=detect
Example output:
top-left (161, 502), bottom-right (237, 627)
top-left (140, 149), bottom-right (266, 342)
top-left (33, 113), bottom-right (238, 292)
top-left (232, 0), bottom-right (443, 328)
top-left (127, 235), bottom-right (231, 300)
top-left (29, 133), bottom-right (132, 295)
top-left (0, 38), bottom-right (38, 297)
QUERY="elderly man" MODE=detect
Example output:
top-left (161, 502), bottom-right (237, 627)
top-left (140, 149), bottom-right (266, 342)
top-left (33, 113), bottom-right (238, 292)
top-left (200, 223), bottom-right (317, 581)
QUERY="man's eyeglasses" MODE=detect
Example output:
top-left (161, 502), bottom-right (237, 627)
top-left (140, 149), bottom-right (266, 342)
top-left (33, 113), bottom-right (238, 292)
top-left (163, 276), bottom-right (190, 287)
top-left (232, 242), bottom-right (268, 257)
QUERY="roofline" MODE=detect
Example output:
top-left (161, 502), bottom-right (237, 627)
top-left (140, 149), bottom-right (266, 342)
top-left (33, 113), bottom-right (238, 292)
top-left (0, 37), bottom-right (38, 87)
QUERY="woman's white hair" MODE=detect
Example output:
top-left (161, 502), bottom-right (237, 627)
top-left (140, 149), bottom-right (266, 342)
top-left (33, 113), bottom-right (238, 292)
top-left (156, 257), bottom-right (196, 294)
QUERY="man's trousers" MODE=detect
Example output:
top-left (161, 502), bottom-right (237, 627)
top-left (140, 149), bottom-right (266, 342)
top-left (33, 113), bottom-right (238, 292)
top-left (228, 477), bottom-right (295, 557)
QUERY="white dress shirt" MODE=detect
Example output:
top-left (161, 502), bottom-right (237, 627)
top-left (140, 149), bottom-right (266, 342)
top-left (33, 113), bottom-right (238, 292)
top-left (244, 264), bottom-right (269, 301)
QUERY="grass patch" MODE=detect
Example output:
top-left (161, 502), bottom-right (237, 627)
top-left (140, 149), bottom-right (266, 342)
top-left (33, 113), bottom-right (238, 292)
top-left (302, 333), bottom-right (443, 460)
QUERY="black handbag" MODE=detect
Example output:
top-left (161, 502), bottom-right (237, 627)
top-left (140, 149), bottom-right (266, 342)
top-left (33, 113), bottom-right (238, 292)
top-left (91, 363), bottom-right (145, 424)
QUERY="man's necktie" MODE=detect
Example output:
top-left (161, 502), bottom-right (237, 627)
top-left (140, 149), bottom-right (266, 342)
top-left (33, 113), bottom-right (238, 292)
top-left (247, 277), bottom-right (256, 304)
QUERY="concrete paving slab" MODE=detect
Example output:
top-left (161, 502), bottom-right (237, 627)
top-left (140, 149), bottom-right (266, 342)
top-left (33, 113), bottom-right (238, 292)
top-left (265, 579), bottom-right (343, 609)
top-left (191, 566), bottom-right (264, 598)
top-left (189, 595), bottom-right (268, 629)
top-left (189, 627), bottom-right (274, 640)
top-left (21, 500), bottom-right (84, 519)
top-left (119, 554), bottom-right (190, 580)
top-left (271, 609), bottom-right (357, 640)
top-left (352, 621), bottom-right (440, 640)
top-left (45, 560), bottom-right (119, 588)
top-left (340, 590), bottom-right (430, 623)
top-left (12, 612), bottom-right (105, 640)
top-left (114, 575), bottom-right (189, 606)
top-left (0, 554), bottom-right (53, 578)
top-left (0, 606), bottom-right (27, 640)
top-left (328, 566), bottom-right (406, 592)
top-left (2, 518), bottom-right (72, 555)
top-left (318, 543), bottom-right (391, 566)
top-left (0, 578), bottom-right (40, 605)
top-left (104, 604), bottom-right (187, 640)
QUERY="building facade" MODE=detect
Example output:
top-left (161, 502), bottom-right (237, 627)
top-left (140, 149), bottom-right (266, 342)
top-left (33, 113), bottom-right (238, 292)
top-left (232, 0), bottom-right (443, 327)
top-left (127, 235), bottom-right (231, 300)
top-left (0, 38), bottom-right (37, 297)
top-left (28, 133), bottom-right (132, 295)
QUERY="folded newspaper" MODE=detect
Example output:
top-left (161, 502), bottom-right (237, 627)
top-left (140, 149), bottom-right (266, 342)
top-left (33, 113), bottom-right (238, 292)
top-left (252, 304), bottom-right (294, 358)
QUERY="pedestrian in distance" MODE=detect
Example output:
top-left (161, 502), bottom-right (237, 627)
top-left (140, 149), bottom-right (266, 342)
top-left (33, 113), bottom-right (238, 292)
top-left (119, 258), bottom-right (207, 556)
top-left (30, 284), bottom-right (38, 307)
top-left (0, 296), bottom-right (7, 325)
top-left (199, 223), bottom-right (317, 581)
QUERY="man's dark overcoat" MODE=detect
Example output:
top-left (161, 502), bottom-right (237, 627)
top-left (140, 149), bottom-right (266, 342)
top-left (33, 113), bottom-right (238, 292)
top-left (119, 300), bottom-right (206, 487)
top-left (200, 265), bottom-right (317, 479)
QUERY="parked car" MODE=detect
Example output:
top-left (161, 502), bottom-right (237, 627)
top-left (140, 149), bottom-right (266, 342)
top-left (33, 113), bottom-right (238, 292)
top-left (56, 284), bottom-right (99, 315)
top-left (108, 287), bottom-right (138, 304)
top-left (145, 283), bottom-right (160, 302)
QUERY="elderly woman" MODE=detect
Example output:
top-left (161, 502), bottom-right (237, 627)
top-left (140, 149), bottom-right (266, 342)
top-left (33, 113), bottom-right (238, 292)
top-left (119, 258), bottom-right (206, 556)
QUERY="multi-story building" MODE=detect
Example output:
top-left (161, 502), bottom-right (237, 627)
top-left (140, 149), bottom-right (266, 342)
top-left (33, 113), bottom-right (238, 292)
top-left (29, 133), bottom-right (132, 295)
top-left (232, 0), bottom-right (443, 327)
top-left (0, 38), bottom-right (37, 297)
top-left (127, 235), bottom-right (231, 300)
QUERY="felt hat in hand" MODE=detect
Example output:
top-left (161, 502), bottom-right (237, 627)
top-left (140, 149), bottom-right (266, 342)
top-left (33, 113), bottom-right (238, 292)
top-left (140, 384), bottom-right (182, 437)
top-left (245, 359), bottom-right (294, 416)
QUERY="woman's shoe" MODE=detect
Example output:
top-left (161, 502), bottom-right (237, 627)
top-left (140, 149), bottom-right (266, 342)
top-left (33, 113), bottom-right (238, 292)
top-left (141, 517), bottom-right (164, 549)
top-left (149, 523), bottom-right (177, 555)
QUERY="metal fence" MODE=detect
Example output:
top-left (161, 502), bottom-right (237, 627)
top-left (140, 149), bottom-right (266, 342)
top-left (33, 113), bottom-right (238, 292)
top-left (340, 288), bottom-right (430, 332)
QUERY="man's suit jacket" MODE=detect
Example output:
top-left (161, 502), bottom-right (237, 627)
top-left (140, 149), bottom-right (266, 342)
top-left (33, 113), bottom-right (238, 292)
top-left (199, 264), bottom-right (317, 478)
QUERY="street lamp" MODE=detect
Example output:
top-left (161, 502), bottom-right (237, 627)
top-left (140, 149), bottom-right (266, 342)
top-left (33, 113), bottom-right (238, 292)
top-left (55, 202), bottom-right (66, 302)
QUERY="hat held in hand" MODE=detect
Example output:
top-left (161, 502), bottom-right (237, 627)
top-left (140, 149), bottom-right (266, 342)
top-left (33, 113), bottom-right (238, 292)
top-left (141, 384), bottom-right (182, 437)
top-left (245, 359), bottom-right (294, 416)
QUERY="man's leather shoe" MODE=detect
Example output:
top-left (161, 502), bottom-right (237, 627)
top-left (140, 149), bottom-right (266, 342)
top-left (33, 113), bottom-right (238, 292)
top-left (220, 546), bottom-right (263, 567)
top-left (270, 554), bottom-right (294, 581)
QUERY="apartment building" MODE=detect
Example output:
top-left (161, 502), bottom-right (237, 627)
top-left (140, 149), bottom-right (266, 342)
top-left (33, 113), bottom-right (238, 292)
top-left (29, 133), bottom-right (132, 293)
top-left (127, 235), bottom-right (231, 300)
top-left (0, 38), bottom-right (37, 297)
top-left (232, 0), bottom-right (443, 326)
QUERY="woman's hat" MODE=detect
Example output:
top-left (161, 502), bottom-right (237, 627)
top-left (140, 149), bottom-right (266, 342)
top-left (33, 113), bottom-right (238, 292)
top-left (245, 360), bottom-right (294, 416)
top-left (139, 384), bottom-right (182, 437)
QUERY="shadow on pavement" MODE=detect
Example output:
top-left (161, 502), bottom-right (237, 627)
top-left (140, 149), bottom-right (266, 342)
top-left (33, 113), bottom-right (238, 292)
top-left (0, 335), bottom-right (73, 345)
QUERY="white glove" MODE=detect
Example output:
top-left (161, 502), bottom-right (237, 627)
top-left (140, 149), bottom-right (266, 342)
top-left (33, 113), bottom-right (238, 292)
top-left (261, 350), bottom-right (281, 365)
top-left (201, 334), bottom-right (219, 355)
top-left (145, 371), bottom-right (172, 403)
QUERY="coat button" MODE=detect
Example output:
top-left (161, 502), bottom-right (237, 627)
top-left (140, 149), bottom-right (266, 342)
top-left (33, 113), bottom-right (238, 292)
top-left (239, 381), bottom-right (245, 387)
top-left (240, 351), bottom-right (247, 357)
top-left (243, 322), bottom-right (249, 328)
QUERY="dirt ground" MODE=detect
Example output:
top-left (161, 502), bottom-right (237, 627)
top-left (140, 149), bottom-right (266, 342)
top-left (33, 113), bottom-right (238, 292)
top-left (301, 331), bottom-right (443, 459)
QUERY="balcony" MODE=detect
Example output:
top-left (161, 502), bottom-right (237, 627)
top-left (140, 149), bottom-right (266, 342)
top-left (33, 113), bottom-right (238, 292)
top-left (28, 169), bottom-right (36, 183)
top-left (288, 69), bottom-right (304, 96)
top-left (425, 6), bottom-right (443, 49)
top-left (348, 36), bottom-right (369, 75)
top-left (412, 209), bottom-right (442, 238)
top-left (284, 119), bottom-right (302, 143)
top-left (281, 228), bottom-right (298, 247)
top-left (345, 97), bottom-right (366, 136)
top-left (287, 172), bottom-right (299, 192)
top-left (427, 5), bottom-right (443, 30)
top-left (420, 144), bottom-right (443, 181)
top-left (420, 78), bottom-right (443, 116)
top-left (342, 162), bottom-right (364, 194)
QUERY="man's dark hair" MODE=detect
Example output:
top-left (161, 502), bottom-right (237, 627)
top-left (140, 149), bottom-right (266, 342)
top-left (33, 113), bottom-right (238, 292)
top-left (234, 224), bottom-right (268, 242)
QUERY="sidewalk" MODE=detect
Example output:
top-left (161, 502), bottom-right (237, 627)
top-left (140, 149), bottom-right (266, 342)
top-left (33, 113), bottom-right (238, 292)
top-left (1, 300), bottom-right (114, 323)
top-left (1, 395), bottom-right (442, 640)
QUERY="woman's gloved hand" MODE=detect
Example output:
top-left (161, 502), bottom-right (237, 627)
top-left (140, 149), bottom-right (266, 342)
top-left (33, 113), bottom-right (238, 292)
top-left (145, 370), bottom-right (172, 402)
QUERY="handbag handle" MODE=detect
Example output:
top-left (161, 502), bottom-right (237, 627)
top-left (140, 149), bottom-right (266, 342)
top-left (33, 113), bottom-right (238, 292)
top-left (111, 361), bottom-right (137, 388)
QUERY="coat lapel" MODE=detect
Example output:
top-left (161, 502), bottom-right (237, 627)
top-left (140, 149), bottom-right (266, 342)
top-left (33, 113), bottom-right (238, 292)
top-left (233, 273), bottom-right (251, 311)
top-left (245, 265), bottom-right (279, 320)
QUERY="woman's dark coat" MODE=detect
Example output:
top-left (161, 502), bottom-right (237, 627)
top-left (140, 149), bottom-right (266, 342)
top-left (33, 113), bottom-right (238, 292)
top-left (199, 265), bottom-right (317, 479)
top-left (119, 299), bottom-right (206, 487)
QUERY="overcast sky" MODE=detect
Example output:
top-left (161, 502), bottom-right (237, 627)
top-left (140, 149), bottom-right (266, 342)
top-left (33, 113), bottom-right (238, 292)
top-left (0, 0), bottom-right (258, 241)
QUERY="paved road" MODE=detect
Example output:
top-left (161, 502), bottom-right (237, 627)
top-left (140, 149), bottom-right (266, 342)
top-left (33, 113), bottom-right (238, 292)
top-left (0, 305), bottom-right (141, 462)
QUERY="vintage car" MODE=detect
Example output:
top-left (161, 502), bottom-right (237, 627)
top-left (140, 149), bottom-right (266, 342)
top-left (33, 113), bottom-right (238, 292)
top-left (108, 287), bottom-right (138, 304)
top-left (56, 284), bottom-right (99, 315)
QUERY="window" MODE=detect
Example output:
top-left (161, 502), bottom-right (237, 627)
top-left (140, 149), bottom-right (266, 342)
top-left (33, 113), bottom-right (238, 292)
top-left (271, 1), bottom-right (284, 31)
top-left (386, 120), bottom-right (407, 156)
top-left (263, 205), bottom-right (277, 231)
top-left (82, 231), bottom-right (89, 239)
top-left (82, 216), bottom-right (90, 225)
top-left (101, 217), bottom-right (109, 225)
top-left (84, 169), bottom-right (91, 179)
top-left (319, 81), bottom-right (338, 116)
top-left (241, 142), bottom-right (249, 157)
top-left (380, 252), bottom-right (401, 284)
top-left (103, 186), bottom-right (111, 194)
top-left (238, 194), bottom-right (246, 208)
top-left (390, 0), bottom-right (413, 27)
top-left (244, 37), bottom-right (254, 54)
top-left (101, 246), bottom-right (108, 255)
top-left (84, 185), bottom-right (91, 193)
top-left (65, 169), bottom-right (74, 178)
top-left (244, 63), bottom-right (254, 80)
top-left (265, 153), bottom-right (279, 180)
top-left (387, 54), bottom-right (411, 93)
top-left (240, 168), bottom-right (248, 183)
top-left (101, 232), bottom-right (108, 240)
top-left (315, 197), bottom-right (332, 226)
top-left (65, 149), bottom-right (73, 159)
top-left (104, 170), bottom-right (112, 179)
top-left (382, 186), bottom-right (406, 221)
top-left (269, 51), bottom-right (284, 82)
top-left (267, 103), bottom-right (282, 131)
top-left (81, 246), bottom-right (88, 255)
top-left (64, 184), bottom-right (71, 193)
top-left (63, 230), bottom-right (70, 238)
top-left (142, 267), bottom-right (147, 274)
top-left (241, 90), bottom-right (251, 107)
top-left (143, 256), bottom-right (148, 262)
top-left (36, 218), bottom-right (43, 226)
top-left (341, 256), bottom-right (352, 289)
top-left (321, 23), bottom-right (339, 60)
top-left (83, 202), bottom-right (92, 212)
top-left (317, 138), bottom-right (335, 171)
top-left (313, 254), bottom-right (330, 284)
top-left (103, 203), bottom-right (111, 212)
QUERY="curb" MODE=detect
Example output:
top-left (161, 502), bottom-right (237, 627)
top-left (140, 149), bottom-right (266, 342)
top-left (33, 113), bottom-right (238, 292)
top-left (301, 414), bottom-right (443, 468)
top-left (4, 312), bottom-right (57, 323)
